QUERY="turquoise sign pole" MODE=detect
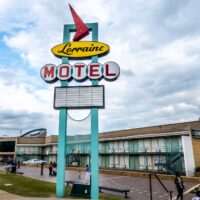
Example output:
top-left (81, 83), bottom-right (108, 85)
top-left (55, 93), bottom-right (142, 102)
top-left (56, 25), bottom-right (70, 197)
top-left (90, 23), bottom-right (99, 200)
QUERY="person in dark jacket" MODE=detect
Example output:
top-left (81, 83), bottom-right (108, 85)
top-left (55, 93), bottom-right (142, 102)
top-left (174, 172), bottom-right (185, 200)
top-left (48, 162), bottom-right (53, 176)
top-left (11, 160), bottom-right (16, 173)
top-left (85, 164), bottom-right (90, 182)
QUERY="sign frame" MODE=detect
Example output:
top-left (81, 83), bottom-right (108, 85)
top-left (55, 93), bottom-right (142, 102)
top-left (54, 85), bottom-right (105, 109)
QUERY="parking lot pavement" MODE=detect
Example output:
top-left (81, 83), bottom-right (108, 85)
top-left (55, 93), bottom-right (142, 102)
top-left (0, 166), bottom-right (198, 200)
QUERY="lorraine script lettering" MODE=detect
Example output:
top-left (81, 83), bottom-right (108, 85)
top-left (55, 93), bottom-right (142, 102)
top-left (58, 43), bottom-right (104, 55)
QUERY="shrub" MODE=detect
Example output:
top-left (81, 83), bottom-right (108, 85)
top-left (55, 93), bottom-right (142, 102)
top-left (195, 167), bottom-right (200, 172)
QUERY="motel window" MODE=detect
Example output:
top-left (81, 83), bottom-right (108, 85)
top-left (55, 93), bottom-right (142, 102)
top-left (0, 141), bottom-right (15, 152)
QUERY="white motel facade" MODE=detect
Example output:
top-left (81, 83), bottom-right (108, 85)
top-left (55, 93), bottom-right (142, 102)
top-left (1, 120), bottom-right (200, 177)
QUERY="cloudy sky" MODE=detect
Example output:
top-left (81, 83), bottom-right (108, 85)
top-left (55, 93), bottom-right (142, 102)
top-left (0, 0), bottom-right (200, 136)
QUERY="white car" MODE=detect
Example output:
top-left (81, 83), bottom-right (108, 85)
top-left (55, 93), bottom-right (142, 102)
top-left (23, 159), bottom-right (46, 165)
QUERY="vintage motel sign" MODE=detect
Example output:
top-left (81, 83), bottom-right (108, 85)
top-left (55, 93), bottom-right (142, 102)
top-left (41, 61), bottom-right (120, 82)
top-left (40, 4), bottom-right (120, 200)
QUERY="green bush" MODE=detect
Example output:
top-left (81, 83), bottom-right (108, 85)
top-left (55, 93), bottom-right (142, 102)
top-left (195, 167), bottom-right (200, 172)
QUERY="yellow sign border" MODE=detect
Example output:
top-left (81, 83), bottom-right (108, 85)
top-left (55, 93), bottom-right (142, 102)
top-left (51, 41), bottom-right (110, 58)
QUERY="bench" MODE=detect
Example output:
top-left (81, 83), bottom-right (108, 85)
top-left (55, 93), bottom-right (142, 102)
top-left (6, 171), bottom-right (24, 175)
top-left (65, 180), bottom-right (75, 186)
top-left (5, 167), bottom-right (24, 176)
top-left (99, 186), bottom-right (129, 198)
top-left (13, 171), bottom-right (24, 176)
top-left (65, 181), bottom-right (129, 198)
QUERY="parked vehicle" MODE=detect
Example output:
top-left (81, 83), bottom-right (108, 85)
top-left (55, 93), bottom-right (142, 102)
top-left (23, 159), bottom-right (46, 165)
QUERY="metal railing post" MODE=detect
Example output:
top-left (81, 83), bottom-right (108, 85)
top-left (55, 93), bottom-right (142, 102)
top-left (40, 163), bottom-right (43, 176)
top-left (170, 191), bottom-right (173, 200)
top-left (154, 173), bottom-right (173, 200)
top-left (149, 174), bottom-right (153, 200)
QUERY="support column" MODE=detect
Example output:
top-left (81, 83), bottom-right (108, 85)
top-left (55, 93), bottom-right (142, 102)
top-left (56, 108), bottom-right (67, 197)
top-left (91, 107), bottom-right (99, 199)
top-left (56, 24), bottom-right (69, 197)
top-left (91, 23), bottom-right (99, 200)
top-left (182, 135), bottom-right (195, 176)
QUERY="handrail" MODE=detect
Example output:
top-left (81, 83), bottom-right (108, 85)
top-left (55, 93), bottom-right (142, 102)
top-left (167, 148), bottom-right (183, 161)
top-left (149, 173), bottom-right (173, 200)
top-left (156, 146), bottom-right (183, 174)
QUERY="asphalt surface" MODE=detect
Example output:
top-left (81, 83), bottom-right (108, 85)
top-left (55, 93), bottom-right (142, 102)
top-left (0, 165), bottom-right (199, 200)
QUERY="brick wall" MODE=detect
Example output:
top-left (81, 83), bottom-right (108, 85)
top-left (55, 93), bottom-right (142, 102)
top-left (192, 138), bottom-right (200, 168)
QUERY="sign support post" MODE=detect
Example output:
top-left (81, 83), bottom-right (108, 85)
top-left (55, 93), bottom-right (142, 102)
top-left (56, 107), bottom-right (67, 197)
top-left (56, 25), bottom-right (70, 197)
top-left (91, 107), bottom-right (99, 199)
top-left (91, 23), bottom-right (99, 200)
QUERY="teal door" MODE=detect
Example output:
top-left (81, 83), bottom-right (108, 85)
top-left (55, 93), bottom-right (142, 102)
top-left (128, 141), bottom-right (133, 152)
top-left (105, 156), bottom-right (109, 168)
top-left (128, 140), bottom-right (138, 152)
top-left (102, 143), bottom-right (106, 153)
top-left (80, 156), bottom-right (87, 166)
top-left (101, 156), bottom-right (106, 168)
top-left (172, 137), bottom-right (179, 151)
top-left (105, 142), bottom-right (109, 153)
top-left (133, 141), bottom-right (139, 153)
top-left (172, 137), bottom-right (182, 172)
top-left (129, 156), bottom-right (139, 170)
top-left (165, 138), bottom-right (171, 152)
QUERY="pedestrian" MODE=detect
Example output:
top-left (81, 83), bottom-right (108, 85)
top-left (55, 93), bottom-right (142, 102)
top-left (78, 170), bottom-right (81, 179)
top-left (11, 160), bottom-right (16, 173)
top-left (53, 161), bottom-right (57, 168)
top-left (174, 172), bottom-right (185, 200)
top-left (52, 161), bottom-right (57, 176)
top-left (192, 190), bottom-right (200, 200)
top-left (49, 162), bottom-right (53, 176)
top-left (85, 164), bottom-right (90, 182)
top-left (52, 167), bottom-right (57, 176)
top-left (17, 161), bottom-right (20, 169)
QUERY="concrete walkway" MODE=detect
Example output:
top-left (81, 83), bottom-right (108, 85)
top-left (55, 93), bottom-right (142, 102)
top-left (0, 190), bottom-right (84, 200)
top-left (0, 166), bottom-right (197, 199)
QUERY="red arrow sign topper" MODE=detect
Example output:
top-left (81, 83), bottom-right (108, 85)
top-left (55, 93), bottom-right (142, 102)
top-left (69, 4), bottom-right (89, 41)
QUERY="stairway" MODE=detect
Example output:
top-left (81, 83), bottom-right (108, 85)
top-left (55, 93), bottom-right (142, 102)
top-left (155, 146), bottom-right (183, 174)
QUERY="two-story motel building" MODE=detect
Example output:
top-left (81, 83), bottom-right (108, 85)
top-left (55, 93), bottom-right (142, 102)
top-left (1, 120), bottom-right (200, 176)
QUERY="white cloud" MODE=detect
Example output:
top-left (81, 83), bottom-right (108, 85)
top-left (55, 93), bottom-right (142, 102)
top-left (1, 0), bottom-right (200, 135)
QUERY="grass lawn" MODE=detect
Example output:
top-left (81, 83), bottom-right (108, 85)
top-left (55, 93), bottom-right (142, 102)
top-left (0, 171), bottom-right (124, 200)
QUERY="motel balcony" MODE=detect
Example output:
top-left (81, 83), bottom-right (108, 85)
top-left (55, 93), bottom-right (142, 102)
top-left (98, 145), bottom-right (183, 155)
top-left (43, 150), bottom-right (58, 155)
top-left (16, 150), bottom-right (43, 155)
top-left (67, 149), bottom-right (90, 155)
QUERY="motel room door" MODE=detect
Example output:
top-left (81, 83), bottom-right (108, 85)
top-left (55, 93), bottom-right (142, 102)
top-left (129, 155), bottom-right (139, 170)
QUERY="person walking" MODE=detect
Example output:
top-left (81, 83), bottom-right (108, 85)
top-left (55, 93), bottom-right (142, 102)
top-left (78, 171), bottom-right (81, 179)
top-left (174, 172), bottom-right (185, 200)
top-left (52, 161), bottom-right (57, 176)
top-left (11, 160), bottom-right (17, 173)
top-left (85, 164), bottom-right (90, 182)
top-left (48, 162), bottom-right (53, 176)
top-left (53, 161), bottom-right (57, 168)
